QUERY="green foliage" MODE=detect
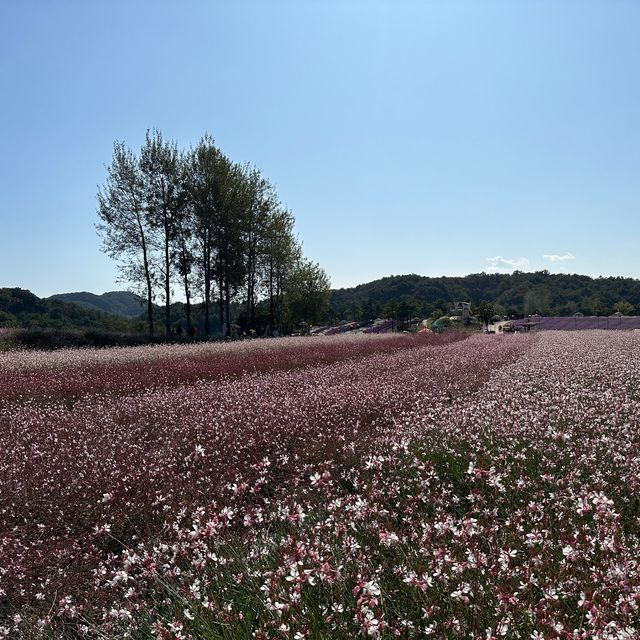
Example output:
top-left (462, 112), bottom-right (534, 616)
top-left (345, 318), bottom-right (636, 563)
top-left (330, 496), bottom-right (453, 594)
top-left (140, 129), bottom-right (183, 336)
top-left (98, 131), bottom-right (309, 338)
top-left (475, 300), bottom-right (495, 328)
top-left (0, 288), bottom-right (135, 332)
top-left (97, 139), bottom-right (156, 335)
top-left (1, 327), bottom-right (201, 351)
top-left (0, 310), bottom-right (17, 328)
top-left (330, 271), bottom-right (640, 322)
top-left (613, 299), bottom-right (634, 315)
top-left (284, 260), bottom-right (331, 331)
top-left (48, 291), bottom-right (147, 318)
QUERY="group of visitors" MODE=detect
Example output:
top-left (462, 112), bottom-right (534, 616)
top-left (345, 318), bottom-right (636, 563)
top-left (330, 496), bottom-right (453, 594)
top-left (171, 325), bottom-right (199, 337)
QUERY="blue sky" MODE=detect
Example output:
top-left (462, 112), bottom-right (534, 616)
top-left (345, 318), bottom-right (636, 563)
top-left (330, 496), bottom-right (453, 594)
top-left (1, 0), bottom-right (639, 296)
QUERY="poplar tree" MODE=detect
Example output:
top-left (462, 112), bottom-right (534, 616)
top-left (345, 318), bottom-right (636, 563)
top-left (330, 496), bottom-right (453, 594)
top-left (140, 130), bottom-right (182, 336)
top-left (213, 159), bottom-right (247, 337)
top-left (186, 135), bottom-right (221, 335)
top-left (284, 259), bottom-right (332, 331)
top-left (262, 207), bottom-right (300, 335)
top-left (174, 185), bottom-right (195, 331)
top-left (98, 130), bottom-right (330, 338)
top-left (241, 166), bottom-right (276, 331)
top-left (96, 142), bottom-right (156, 335)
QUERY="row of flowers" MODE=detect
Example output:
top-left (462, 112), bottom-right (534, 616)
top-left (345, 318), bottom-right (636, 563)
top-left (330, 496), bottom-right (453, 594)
top-left (0, 332), bottom-right (463, 406)
top-left (4, 331), bottom-right (639, 638)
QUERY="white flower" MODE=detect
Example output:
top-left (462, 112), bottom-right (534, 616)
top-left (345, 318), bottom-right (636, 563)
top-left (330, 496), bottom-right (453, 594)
top-left (363, 580), bottom-right (381, 596)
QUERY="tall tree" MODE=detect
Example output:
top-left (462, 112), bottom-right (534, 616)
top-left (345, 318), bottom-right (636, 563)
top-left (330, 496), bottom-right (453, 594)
top-left (475, 300), bottom-right (495, 330)
top-left (241, 166), bottom-right (275, 332)
top-left (214, 160), bottom-right (248, 337)
top-left (262, 208), bottom-right (299, 336)
top-left (383, 299), bottom-right (399, 332)
top-left (174, 174), bottom-right (195, 331)
top-left (140, 130), bottom-right (182, 336)
top-left (187, 136), bottom-right (246, 337)
top-left (284, 259), bottom-right (331, 331)
top-left (613, 299), bottom-right (634, 315)
top-left (99, 130), bottom-right (326, 339)
top-left (96, 142), bottom-right (156, 335)
top-left (186, 135), bottom-right (221, 335)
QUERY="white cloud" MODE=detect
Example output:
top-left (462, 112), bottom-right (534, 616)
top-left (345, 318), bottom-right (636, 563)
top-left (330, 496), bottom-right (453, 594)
top-left (543, 252), bottom-right (575, 263)
top-left (486, 256), bottom-right (530, 273)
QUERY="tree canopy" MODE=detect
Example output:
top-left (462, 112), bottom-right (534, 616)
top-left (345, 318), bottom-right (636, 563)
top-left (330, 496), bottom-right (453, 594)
top-left (97, 131), bottom-right (330, 336)
top-left (329, 271), bottom-right (640, 323)
top-left (475, 301), bottom-right (495, 329)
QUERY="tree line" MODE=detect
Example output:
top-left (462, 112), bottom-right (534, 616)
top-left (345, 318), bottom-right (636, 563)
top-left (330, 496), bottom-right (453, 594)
top-left (97, 130), bottom-right (330, 337)
top-left (329, 271), bottom-right (640, 322)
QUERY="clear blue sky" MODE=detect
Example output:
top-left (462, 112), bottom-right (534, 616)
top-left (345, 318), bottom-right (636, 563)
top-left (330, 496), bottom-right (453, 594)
top-left (1, 0), bottom-right (639, 297)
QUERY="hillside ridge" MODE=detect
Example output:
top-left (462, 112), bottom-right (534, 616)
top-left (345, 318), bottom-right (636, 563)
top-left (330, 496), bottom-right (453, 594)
top-left (0, 287), bottom-right (134, 330)
top-left (49, 290), bottom-right (147, 318)
top-left (329, 270), bottom-right (640, 319)
top-left (4, 269), bottom-right (640, 331)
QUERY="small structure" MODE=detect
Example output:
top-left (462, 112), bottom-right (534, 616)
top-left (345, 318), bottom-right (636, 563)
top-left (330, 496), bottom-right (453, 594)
top-left (450, 301), bottom-right (476, 326)
top-left (430, 316), bottom-right (450, 333)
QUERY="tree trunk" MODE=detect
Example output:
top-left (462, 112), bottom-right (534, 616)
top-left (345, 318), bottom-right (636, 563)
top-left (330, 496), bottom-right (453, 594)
top-left (204, 275), bottom-right (211, 336)
top-left (268, 256), bottom-right (275, 336)
top-left (224, 279), bottom-right (231, 338)
top-left (218, 274), bottom-right (225, 336)
top-left (183, 270), bottom-right (191, 331)
top-left (137, 210), bottom-right (154, 337)
top-left (275, 271), bottom-right (283, 336)
top-left (203, 231), bottom-right (211, 336)
top-left (180, 234), bottom-right (192, 331)
top-left (246, 238), bottom-right (256, 330)
top-left (145, 269), bottom-right (154, 337)
top-left (246, 274), bottom-right (254, 330)
top-left (164, 228), bottom-right (171, 335)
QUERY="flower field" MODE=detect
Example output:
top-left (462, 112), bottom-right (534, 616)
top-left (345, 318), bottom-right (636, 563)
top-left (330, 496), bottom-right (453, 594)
top-left (2, 331), bottom-right (640, 638)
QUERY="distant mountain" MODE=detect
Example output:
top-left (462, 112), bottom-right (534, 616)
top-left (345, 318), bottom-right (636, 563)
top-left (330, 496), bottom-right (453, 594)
top-left (47, 290), bottom-right (241, 334)
top-left (0, 288), bottom-right (135, 330)
top-left (329, 271), bottom-right (640, 320)
top-left (49, 291), bottom-right (147, 318)
top-left (6, 270), bottom-right (639, 334)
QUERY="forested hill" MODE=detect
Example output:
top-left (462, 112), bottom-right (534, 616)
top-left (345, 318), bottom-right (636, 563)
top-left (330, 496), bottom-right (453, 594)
top-left (329, 271), bottom-right (640, 320)
top-left (49, 291), bottom-right (147, 318)
top-left (1, 288), bottom-right (239, 336)
top-left (0, 288), bottom-right (134, 330)
top-left (4, 271), bottom-right (640, 332)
